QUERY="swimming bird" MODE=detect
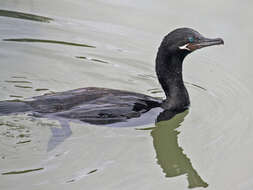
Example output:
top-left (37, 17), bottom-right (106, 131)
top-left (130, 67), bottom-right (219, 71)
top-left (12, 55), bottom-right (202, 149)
top-left (0, 28), bottom-right (224, 125)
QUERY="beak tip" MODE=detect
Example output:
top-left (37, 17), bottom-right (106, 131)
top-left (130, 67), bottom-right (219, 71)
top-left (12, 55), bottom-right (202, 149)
top-left (219, 38), bottom-right (224, 45)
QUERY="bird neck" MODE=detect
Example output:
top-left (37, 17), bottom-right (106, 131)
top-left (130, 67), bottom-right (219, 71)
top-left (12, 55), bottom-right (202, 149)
top-left (155, 48), bottom-right (190, 110)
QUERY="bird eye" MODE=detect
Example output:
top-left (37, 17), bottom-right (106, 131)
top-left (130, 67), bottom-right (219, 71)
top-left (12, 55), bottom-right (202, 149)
top-left (188, 37), bottom-right (194, 43)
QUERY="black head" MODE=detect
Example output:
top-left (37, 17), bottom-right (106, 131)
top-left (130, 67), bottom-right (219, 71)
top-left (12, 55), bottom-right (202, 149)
top-left (156, 28), bottom-right (224, 111)
top-left (160, 28), bottom-right (224, 57)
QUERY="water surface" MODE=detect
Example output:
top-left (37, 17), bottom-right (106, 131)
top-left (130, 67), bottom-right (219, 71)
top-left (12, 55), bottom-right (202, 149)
top-left (1, 1), bottom-right (253, 190)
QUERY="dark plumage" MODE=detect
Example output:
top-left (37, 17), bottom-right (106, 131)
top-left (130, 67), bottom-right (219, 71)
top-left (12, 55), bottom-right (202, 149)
top-left (0, 28), bottom-right (223, 125)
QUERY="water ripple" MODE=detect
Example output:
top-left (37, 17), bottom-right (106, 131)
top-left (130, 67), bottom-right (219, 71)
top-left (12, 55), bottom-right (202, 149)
top-left (3, 38), bottom-right (96, 48)
top-left (76, 56), bottom-right (109, 64)
top-left (0, 9), bottom-right (53, 23)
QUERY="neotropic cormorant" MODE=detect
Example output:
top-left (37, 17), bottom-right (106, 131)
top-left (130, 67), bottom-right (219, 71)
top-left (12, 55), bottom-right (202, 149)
top-left (0, 28), bottom-right (224, 125)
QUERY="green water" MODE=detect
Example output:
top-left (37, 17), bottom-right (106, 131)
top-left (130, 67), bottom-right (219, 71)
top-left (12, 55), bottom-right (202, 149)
top-left (1, 0), bottom-right (253, 190)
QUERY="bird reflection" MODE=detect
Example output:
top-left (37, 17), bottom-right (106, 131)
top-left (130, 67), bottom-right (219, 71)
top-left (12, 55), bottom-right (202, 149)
top-left (45, 107), bottom-right (208, 189)
top-left (47, 119), bottom-right (72, 151)
top-left (150, 109), bottom-right (208, 188)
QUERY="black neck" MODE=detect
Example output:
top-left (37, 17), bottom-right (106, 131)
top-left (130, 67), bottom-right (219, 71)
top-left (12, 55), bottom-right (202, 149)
top-left (156, 47), bottom-right (190, 110)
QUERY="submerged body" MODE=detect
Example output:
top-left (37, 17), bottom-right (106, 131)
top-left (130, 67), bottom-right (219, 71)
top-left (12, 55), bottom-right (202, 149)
top-left (0, 28), bottom-right (223, 125)
top-left (0, 87), bottom-right (161, 125)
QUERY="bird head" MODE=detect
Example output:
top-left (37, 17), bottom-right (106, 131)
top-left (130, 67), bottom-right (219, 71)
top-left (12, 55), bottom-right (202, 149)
top-left (161, 28), bottom-right (224, 56)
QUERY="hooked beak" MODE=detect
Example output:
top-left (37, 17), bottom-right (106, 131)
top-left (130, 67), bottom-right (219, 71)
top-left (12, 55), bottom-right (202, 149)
top-left (187, 37), bottom-right (224, 51)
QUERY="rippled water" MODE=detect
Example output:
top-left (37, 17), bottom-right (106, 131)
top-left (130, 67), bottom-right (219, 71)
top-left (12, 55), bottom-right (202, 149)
top-left (1, 1), bottom-right (253, 190)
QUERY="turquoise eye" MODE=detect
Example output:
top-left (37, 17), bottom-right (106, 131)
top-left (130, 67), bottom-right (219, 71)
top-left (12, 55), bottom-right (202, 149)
top-left (188, 37), bottom-right (194, 43)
